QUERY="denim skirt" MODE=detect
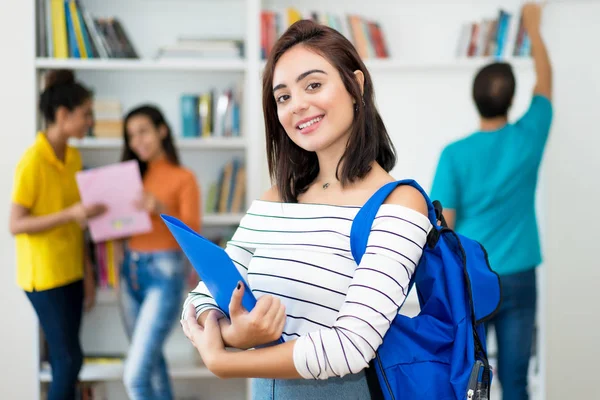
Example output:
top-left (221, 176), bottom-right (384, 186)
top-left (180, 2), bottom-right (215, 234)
top-left (251, 371), bottom-right (371, 400)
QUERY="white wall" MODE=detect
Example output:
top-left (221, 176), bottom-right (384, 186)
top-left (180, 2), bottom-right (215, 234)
top-left (542, 2), bottom-right (600, 398)
top-left (0, 0), bottom-right (38, 399)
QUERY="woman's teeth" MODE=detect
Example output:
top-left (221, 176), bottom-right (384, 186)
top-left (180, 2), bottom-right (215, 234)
top-left (298, 116), bottom-right (322, 129)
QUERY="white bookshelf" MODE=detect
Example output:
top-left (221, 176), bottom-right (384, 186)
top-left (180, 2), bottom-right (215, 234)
top-left (33, 1), bottom-right (259, 399)
top-left (39, 56), bottom-right (532, 74)
top-left (35, 57), bottom-right (248, 72)
top-left (30, 0), bottom-right (543, 399)
top-left (39, 360), bottom-right (215, 383)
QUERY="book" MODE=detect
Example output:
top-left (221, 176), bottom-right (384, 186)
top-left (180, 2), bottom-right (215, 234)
top-left (75, 160), bottom-right (152, 242)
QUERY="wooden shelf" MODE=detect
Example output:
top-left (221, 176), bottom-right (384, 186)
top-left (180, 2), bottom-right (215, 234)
top-left (70, 137), bottom-right (246, 150)
top-left (35, 57), bottom-right (247, 72)
top-left (39, 359), bottom-right (214, 382)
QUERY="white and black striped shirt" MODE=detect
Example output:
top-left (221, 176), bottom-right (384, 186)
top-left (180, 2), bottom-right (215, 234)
top-left (183, 200), bottom-right (432, 379)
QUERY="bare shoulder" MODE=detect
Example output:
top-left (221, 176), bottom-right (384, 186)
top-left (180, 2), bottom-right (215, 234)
top-left (260, 185), bottom-right (282, 202)
top-left (383, 185), bottom-right (429, 218)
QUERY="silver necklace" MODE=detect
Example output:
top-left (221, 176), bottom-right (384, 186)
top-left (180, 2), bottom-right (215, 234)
top-left (322, 183), bottom-right (330, 189)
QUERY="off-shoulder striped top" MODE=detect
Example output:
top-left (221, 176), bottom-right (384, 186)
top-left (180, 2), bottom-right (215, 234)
top-left (183, 199), bottom-right (432, 379)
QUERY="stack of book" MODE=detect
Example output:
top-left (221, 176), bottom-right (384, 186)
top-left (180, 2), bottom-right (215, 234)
top-left (261, 8), bottom-right (389, 60)
top-left (456, 9), bottom-right (531, 58)
top-left (156, 37), bottom-right (244, 60)
top-left (180, 89), bottom-right (241, 138)
top-left (205, 159), bottom-right (246, 215)
top-left (86, 238), bottom-right (118, 290)
top-left (37, 0), bottom-right (137, 59)
top-left (92, 99), bottom-right (123, 138)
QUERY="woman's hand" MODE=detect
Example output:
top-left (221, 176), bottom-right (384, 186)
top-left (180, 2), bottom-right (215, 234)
top-left (182, 304), bottom-right (227, 373)
top-left (135, 191), bottom-right (165, 215)
top-left (220, 282), bottom-right (286, 349)
top-left (67, 202), bottom-right (107, 228)
top-left (522, 2), bottom-right (542, 34)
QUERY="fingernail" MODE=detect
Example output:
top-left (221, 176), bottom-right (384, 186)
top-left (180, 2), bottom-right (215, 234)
top-left (237, 281), bottom-right (241, 290)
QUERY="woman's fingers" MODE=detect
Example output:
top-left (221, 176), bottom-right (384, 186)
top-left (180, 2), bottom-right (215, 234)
top-left (274, 303), bottom-right (287, 335)
top-left (263, 296), bottom-right (281, 323)
top-left (251, 294), bottom-right (274, 318)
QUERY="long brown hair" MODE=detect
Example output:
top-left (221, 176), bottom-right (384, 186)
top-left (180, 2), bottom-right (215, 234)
top-left (262, 20), bottom-right (396, 203)
top-left (120, 105), bottom-right (180, 177)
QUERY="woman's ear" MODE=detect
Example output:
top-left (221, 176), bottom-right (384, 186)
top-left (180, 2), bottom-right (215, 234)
top-left (54, 106), bottom-right (69, 124)
top-left (353, 70), bottom-right (365, 96)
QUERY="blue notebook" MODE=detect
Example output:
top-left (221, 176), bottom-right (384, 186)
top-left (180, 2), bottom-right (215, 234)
top-left (160, 214), bottom-right (257, 317)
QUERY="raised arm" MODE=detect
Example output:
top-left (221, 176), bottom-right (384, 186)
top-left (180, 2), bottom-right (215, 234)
top-left (522, 2), bottom-right (552, 100)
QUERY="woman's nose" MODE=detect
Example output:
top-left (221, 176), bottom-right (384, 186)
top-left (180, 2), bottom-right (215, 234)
top-left (291, 95), bottom-right (309, 115)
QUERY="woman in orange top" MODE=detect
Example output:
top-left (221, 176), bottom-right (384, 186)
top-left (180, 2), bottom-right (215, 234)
top-left (118, 105), bottom-right (200, 400)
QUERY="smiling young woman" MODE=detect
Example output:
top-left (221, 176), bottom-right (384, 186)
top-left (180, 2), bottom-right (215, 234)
top-left (181, 20), bottom-right (431, 400)
top-left (263, 24), bottom-right (396, 204)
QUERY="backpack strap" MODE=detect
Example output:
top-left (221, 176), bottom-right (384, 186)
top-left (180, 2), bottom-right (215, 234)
top-left (350, 179), bottom-right (439, 264)
top-left (350, 179), bottom-right (441, 400)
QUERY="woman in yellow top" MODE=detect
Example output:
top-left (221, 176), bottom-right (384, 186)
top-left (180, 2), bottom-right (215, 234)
top-left (118, 105), bottom-right (201, 400)
top-left (9, 69), bottom-right (105, 400)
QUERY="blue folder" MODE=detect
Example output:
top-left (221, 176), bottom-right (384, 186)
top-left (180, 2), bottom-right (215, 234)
top-left (160, 214), bottom-right (257, 317)
top-left (162, 214), bottom-right (285, 345)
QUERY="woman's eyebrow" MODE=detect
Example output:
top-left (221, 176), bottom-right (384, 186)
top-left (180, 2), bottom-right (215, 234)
top-left (273, 69), bottom-right (327, 92)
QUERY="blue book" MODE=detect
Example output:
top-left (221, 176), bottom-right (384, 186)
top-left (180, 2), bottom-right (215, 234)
top-left (64, 1), bottom-right (80, 58)
top-left (75, 1), bottom-right (95, 58)
top-left (161, 214), bottom-right (285, 345)
top-left (180, 95), bottom-right (199, 137)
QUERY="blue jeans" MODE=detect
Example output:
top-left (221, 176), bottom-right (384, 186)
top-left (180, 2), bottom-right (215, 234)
top-left (252, 372), bottom-right (371, 400)
top-left (26, 279), bottom-right (84, 400)
top-left (487, 268), bottom-right (537, 400)
top-left (119, 250), bottom-right (186, 400)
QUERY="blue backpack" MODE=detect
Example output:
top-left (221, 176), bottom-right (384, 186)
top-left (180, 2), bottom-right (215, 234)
top-left (350, 180), bottom-right (501, 400)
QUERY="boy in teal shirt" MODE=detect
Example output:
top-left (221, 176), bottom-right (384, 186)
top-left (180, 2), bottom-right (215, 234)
top-left (431, 4), bottom-right (552, 400)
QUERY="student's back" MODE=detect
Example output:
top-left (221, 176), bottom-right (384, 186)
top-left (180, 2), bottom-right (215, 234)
top-left (431, 4), bottom-right (553, 399)
top-left (432, 95), bottom-right (552, 275)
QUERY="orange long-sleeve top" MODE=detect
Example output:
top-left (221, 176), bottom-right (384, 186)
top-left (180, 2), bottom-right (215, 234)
top-left (128, 158), bottom-right (201, 252)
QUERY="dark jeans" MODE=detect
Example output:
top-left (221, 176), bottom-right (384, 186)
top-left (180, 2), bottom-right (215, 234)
top-left (486, 269), bottom-right (537, 400)
top-left (26, 279), bottom-right (84, 400)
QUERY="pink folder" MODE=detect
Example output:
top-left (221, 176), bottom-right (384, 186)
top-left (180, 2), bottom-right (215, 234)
top-left (75, 160), bottom-right (152, 242)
